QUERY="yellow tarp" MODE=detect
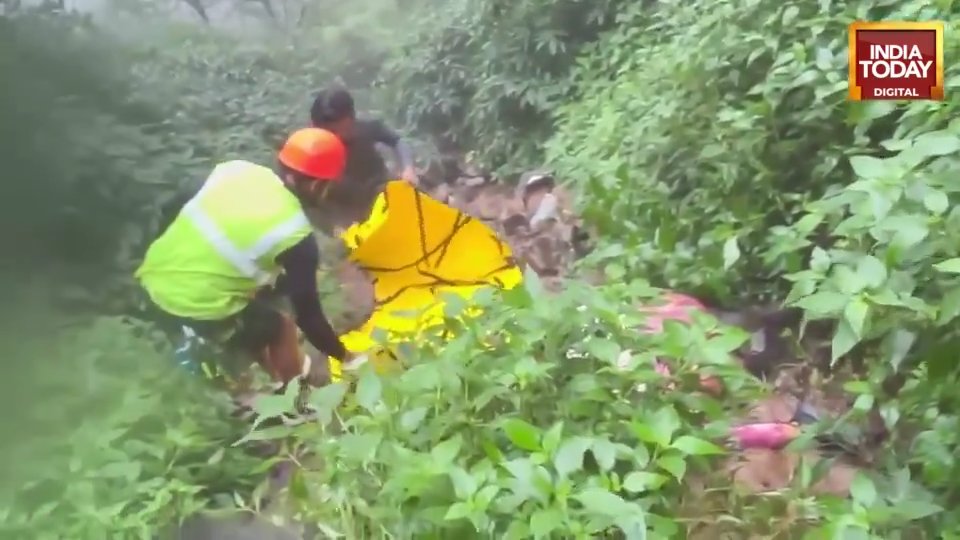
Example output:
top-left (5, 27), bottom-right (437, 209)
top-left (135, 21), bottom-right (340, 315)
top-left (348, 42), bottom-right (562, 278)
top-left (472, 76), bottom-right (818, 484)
top-left (329, 180), bottom-right (523, 380)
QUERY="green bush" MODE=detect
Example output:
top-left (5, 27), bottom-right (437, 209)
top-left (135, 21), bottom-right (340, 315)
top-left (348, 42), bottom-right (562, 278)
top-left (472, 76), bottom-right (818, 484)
top-left (382, 0), bottom-right (629, 172)
top-left (547, 0), bottom-right (959, 303)
top-left (546, 0), bottom-right (960, 535)
top-left (0, 11), bottom-right (173, 270)
top-left (0, 295), bottom-right (262, 538)
top-left (0, 3), bottom-right (421, 535)
top-left (249, 274), bottom-right (773, 538)
top-left (781, 101), bottom-right (960, 536)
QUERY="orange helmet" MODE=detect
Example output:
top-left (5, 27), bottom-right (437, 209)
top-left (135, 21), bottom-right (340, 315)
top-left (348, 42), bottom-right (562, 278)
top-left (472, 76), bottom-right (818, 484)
top-left (278, 127), bottom-right (346, 180)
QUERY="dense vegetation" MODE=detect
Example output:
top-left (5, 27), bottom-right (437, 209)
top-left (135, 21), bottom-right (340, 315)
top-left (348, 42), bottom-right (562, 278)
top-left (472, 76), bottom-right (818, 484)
top-left (2, 0), bottom-right (960, 537)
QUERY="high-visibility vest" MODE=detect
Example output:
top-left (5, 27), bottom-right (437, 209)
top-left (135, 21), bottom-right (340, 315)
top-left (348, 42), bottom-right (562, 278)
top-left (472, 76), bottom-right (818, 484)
top-left (136, 160), bottom-right (313, 320)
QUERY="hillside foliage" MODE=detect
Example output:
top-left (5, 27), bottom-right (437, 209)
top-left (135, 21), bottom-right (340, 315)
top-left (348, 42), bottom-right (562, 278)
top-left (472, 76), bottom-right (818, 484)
top-left (2, 0), bottom-right (960, 537)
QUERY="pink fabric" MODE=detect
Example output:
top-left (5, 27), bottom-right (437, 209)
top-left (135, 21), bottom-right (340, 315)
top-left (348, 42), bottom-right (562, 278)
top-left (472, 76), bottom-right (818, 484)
top-left (635, 293), bottom-right (802, 450)
top-left (730, 422), bottom-right (801, 450)
top-left (638, 293), bottom-right (707, 333)
top-left (638, 293), bottom-right (723, 395)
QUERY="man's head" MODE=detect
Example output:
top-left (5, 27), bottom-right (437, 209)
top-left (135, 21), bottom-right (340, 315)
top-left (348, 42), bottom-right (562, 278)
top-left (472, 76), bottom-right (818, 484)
top-left (310, 87), bottom-right (356, 140)
top-left (277, 127), bottom-right (347, 206)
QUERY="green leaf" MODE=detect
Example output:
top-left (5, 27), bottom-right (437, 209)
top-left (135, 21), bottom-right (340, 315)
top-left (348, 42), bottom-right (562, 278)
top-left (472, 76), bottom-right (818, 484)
top-left (833, 266), bottom-right (867, 295)
top-left (448, 466), bottom-right (478, 499)
top-left (309, 382), bottom-right (348, 426)
top-left (923, 190), bottom-right (949, 214)
top-left (656, 453), bottom-right (686, 481)
top-left (207, 447), bottom-right (225, 466)
top-left (670, 435), bottom-right (726, 456)
top-left (400, 406), bottom-right (429, 432)
top-left (632, 405), bottom-right (681, 448)
top-left (574, 488), bottom-right (637, 517)
top-left (523, 265), bottom-right (545, 299)
top-left (937, 288), bottom-right (960, 325)
top-left (913, 130), bottom-right (960, 157)
top-left (722, 237), bottom-right (740, 270)
top-left (794, 213), bottom-right (825, 234)
top-left (586, 338), bottom-right (621, 364)
top-left (623, 471), bottom-right (668, 493)
top-left (432, 435), bottom-right (462, 465)
top-left (831, 320), bottom-right (859, 363)
top-left (615, 514), bottom-right (648, 540)
top-left (542, 422), bottom-right (564, 454)
top-left (849, 155), bottom-right (886, 179)
top-left (554, 437), bottom-right (591, 477)
top-left (781, 5), bottom-right (799, 25)
top-left (235, 424), bottom-right (293, 445)
top-left (882, 214), bottom-right (928, 250)
top-left (933, 258), bottom-right (960, 273)
top-left (814, 47), bottom-right (833, 70)
top-left (250, 392), bottom-right (293, 421)
top-left (591, 438), bottom-right (617, 471)
top-left (810, 246), bottom-right (831, 272)
top-left (892, 500), bottom-right (944, 520)
top-left (444, 502), bottom-right (471, 521)
top-left (853, 393), bottom-right (874, 412)
top-left (475, 485), bottom-right (500, 509)
top-left (884, 329), bottom-right (916, 370)
top-left (530, 508), bottom-right (563, 538)
top-left (503, 418), bottom-right (542, 452)
top-left (843, 297), bottom-right (869, 339)
top-left (855, 256), bottom-right (887, 288)
top-left (355, 368), bottom-right (382, 412)
top-left (794, 291), bottom-right (847, 315)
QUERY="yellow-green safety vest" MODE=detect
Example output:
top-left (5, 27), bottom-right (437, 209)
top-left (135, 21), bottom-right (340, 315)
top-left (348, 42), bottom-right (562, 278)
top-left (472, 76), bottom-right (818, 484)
top-left (136, 160), bottom-right (312, 320)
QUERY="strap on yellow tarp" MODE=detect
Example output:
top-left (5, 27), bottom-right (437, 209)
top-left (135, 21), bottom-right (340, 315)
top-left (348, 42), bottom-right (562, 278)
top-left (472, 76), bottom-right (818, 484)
top-left (329, 181), bottom-right (522, 380)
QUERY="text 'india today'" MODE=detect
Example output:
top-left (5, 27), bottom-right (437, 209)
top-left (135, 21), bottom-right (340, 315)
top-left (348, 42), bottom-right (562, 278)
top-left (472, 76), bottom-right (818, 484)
top-left (858, 44), bottom-right (932, 79)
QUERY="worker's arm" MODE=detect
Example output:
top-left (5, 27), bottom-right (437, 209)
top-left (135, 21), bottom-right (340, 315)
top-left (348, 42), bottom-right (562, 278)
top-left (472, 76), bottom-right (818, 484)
top-left (275, 235), bottom-right (349, 360)
top-left (156, 186), bottom-right (197, 235)
top-left (366, 119), bottom-right (417, 184)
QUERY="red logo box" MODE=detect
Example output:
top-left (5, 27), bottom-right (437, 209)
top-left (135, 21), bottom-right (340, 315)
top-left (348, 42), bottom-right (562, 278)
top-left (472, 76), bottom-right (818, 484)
top-left (848, 21), bottom-right (944, 101)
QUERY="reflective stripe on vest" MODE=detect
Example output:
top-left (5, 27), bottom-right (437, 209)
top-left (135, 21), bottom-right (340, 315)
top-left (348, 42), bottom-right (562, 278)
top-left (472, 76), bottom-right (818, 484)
top-left (181, 162), bottom-right (309, 286)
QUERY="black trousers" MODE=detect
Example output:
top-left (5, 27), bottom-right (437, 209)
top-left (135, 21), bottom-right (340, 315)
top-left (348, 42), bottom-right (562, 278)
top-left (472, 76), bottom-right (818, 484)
top-left (150, 289), bottom-right (285, 356)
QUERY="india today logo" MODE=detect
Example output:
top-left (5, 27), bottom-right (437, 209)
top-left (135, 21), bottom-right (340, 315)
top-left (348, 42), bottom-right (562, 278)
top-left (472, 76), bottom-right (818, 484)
top-left (848, 21), bottom-right (944, 101)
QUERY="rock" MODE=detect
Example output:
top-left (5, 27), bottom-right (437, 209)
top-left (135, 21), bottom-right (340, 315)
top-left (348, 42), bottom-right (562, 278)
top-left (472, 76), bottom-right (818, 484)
top-left (333, 260), bottom-right (374, 332)
top-left (461, 175), bottom-right (487, 187)
top-left (528, 192), bottom-right (559, 229)
top-left (519, 170), bottom-right (556, 197)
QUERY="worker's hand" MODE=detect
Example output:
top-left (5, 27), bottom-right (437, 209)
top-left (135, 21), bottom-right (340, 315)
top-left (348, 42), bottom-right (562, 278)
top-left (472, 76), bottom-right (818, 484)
top-left (400, 166), bottom-right (419, 186)
top-left (341, 351), bottom-right (369, 373)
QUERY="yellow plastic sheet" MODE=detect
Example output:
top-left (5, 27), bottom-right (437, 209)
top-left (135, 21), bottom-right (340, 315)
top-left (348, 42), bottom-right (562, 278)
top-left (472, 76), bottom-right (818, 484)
top-left (329, 180), bottom-right (523, 380)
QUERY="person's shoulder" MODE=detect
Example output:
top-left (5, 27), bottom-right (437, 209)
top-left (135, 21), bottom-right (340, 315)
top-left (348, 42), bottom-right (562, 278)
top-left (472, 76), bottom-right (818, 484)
top-left (354, 117), bottom-right (389, 132)
top-left (355, 117), bottom-right (399, 144)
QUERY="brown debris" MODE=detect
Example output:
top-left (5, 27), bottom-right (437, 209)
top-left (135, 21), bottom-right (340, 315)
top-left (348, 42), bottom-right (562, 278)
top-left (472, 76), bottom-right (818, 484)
top-left (331, 259), bottom-right (375, 332)
top-left (729, 448), bottom-right (857, 496)
top-left (426, 169), bottom-right (585, 280)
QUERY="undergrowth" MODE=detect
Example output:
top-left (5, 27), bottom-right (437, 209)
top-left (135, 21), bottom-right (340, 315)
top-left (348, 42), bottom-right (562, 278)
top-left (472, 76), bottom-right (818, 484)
top-left (3, 0), bottom-right (960, 537)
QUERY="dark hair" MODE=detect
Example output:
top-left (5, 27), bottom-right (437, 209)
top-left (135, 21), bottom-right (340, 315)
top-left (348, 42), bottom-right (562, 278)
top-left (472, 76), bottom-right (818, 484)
top-left (276, 162), bottom-right (313, 186)
top-left (310, 87), bottom-right (356, 126)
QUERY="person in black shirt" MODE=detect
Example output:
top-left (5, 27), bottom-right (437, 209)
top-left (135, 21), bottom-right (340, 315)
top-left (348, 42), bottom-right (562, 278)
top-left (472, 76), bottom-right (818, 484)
top-left (309, 86), bottom-right (419, 233)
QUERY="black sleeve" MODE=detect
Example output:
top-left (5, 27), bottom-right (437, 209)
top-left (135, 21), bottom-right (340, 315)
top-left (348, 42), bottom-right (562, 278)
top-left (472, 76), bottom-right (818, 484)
top-left (275, 235), bottom-right (349, 359)
top-left (358, 119), bottom-right (415, 171)
top-left (359, 118), bottom-right (401, 147)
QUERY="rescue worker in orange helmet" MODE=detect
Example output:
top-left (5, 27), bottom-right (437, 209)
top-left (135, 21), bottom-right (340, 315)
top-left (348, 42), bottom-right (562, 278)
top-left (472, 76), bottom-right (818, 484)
top-left (135, 128), bottom-right (356, 385)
